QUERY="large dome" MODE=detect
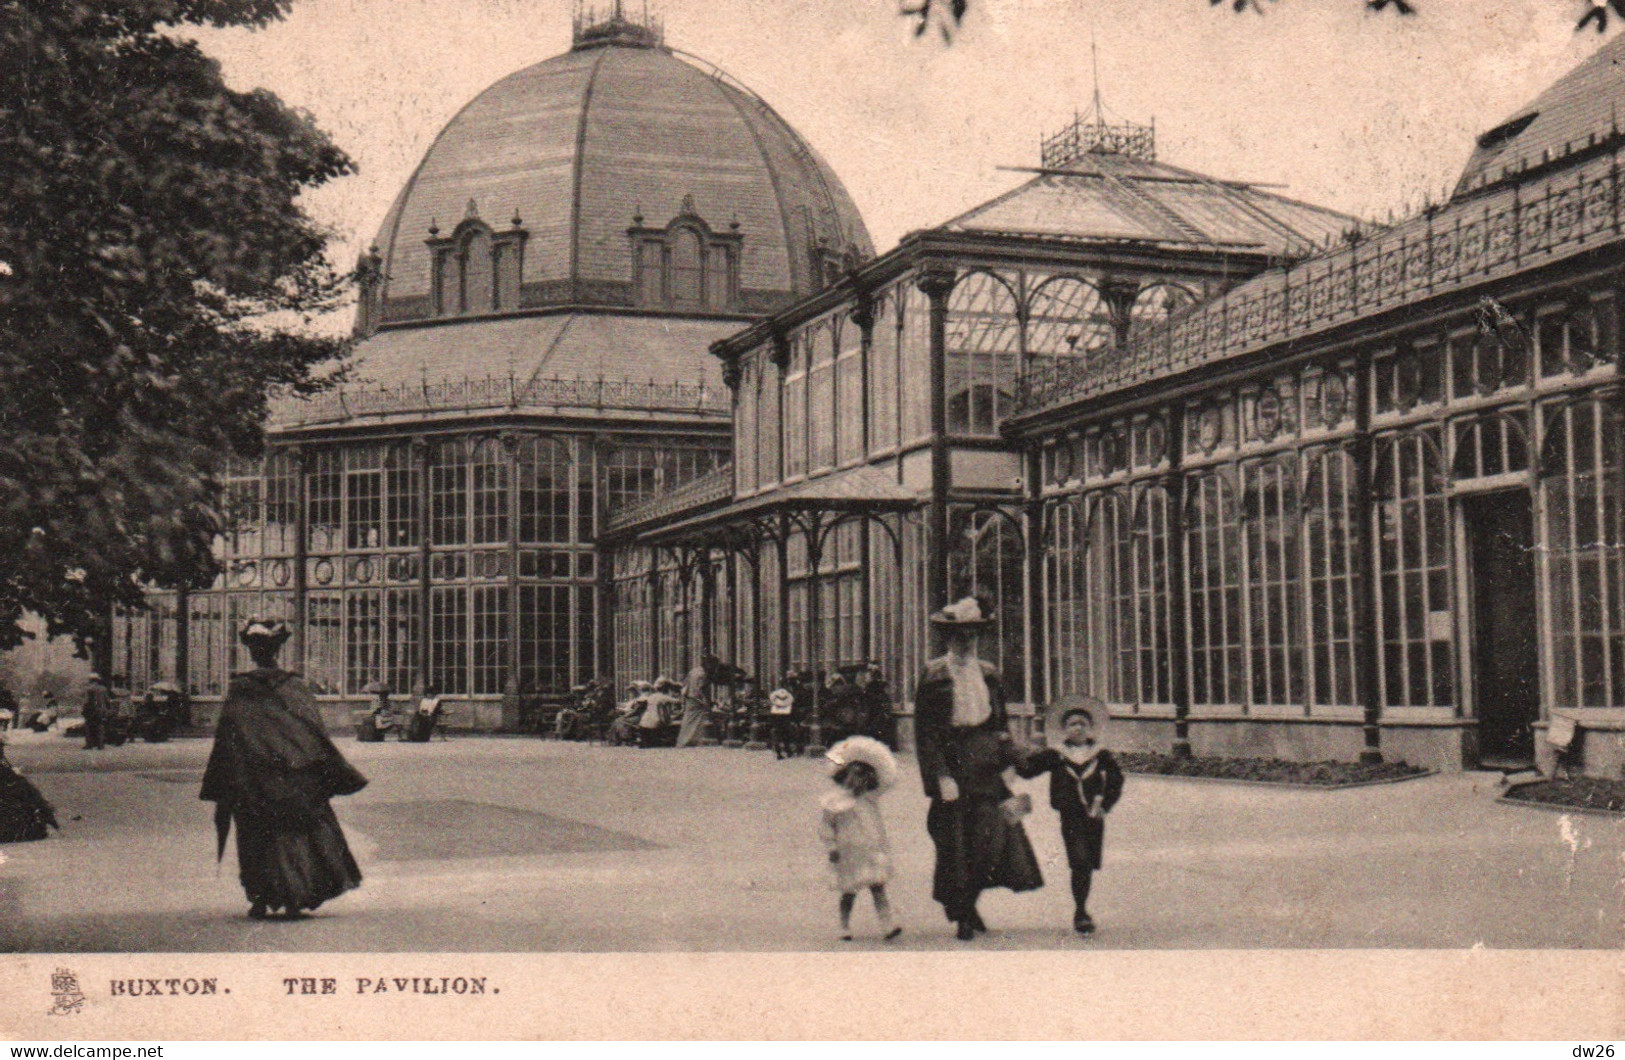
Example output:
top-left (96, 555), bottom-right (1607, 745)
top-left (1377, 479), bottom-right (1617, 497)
top-left (368, 15), bottom-right (873, 327)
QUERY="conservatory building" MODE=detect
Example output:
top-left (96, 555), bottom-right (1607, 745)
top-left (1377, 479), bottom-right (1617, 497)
top-left (1008, 38), bottom-right (1625, 774)
top-left (606, 111), bottom-right (1355, 740)
top-left (111, 9), bottom-right (871, 729)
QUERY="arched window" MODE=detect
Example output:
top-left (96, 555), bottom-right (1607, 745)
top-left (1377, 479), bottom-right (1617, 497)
top-left (1452, 411), bottom-right (1530, 481)
top-left (628, 205), bottom-right (741, 311)
top-left (948, 506), bottom-right (1026, 700)
top-left (463, 227), bottom-right (493, 314)
top-left (1129, 283), bottom-right (1198, 344)
top-left (670, 228), bottom-right (704, 307)
top-left (428, 214), bottom-right (527, 317)
top-left (945, 271), bottom-right (1020, 437)
top-left (1026, 276), bottom-right (1110, 371)
top-left (470, 436), bottom-right (509, 545)
top-left (516, 436), bottom-right (573, 545)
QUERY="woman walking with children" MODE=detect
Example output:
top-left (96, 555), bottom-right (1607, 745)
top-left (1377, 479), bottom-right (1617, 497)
top-left (910, 594), bottom-right (1125, 940)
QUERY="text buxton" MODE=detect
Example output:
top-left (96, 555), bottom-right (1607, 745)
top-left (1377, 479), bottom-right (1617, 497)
top-left (110, 979), bottom-right (220, 997)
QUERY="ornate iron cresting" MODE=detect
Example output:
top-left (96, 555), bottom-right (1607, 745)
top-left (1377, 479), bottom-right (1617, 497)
top-left (274, 374), bottom-right (730, 427)
top-left (606, 465), bottom-right (734, 532)
top-left (1014, 146), bottom-right (1625, 418)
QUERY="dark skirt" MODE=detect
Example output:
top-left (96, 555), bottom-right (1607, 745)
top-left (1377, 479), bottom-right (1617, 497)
top-left (234, 803), bottom-right (362, 913)
top-left (927, 796), bottom-right (1044, 921)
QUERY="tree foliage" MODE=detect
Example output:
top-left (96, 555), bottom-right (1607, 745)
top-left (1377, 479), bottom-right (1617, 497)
top-left (905, 1), bottom-right (1625, 39)
top-left (0, 0), bottom-right (354, 654)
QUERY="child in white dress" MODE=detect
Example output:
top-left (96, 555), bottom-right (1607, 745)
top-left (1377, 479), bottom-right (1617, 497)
top-left (821, 735), bottom-right (903, 941)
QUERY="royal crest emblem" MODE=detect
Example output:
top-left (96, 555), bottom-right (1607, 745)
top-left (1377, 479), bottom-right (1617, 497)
top-left (48, 967), bottom-right (85, 1016)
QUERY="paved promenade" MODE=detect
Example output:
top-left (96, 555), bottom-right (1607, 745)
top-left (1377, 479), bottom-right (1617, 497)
top-left (1, 732), bottom-right (1619, 952)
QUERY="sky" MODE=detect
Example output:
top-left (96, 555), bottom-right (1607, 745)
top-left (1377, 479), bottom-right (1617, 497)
top-left (187, 0), bottom-right (1617, 298)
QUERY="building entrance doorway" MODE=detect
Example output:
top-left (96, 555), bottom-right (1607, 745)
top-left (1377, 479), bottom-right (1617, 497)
top-left (1462, 489), bottom-right (1539, 766)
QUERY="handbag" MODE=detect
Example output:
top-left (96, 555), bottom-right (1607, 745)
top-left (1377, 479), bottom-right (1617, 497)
top-left (1000, 792), bottom-right (1032, 824)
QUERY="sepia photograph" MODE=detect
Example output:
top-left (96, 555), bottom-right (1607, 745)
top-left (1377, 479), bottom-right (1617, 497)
top-left (0, 0), bottom-right (1621, 1041)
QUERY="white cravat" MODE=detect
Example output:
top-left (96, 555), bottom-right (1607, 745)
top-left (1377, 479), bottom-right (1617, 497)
top-left (945, 653), bottom-right (991, 728)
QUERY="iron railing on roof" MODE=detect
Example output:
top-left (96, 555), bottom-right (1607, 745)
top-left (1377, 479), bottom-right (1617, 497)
top-left (273, 373), bottom-right (731, 427)
top-left (607, 465), bottom-right (734, 532)
top-left (1015, 146), bottom-right (1625, 418)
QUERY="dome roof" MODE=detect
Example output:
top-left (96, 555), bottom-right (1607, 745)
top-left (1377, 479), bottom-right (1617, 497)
top-left (369, 19), bottom-right (873, 326)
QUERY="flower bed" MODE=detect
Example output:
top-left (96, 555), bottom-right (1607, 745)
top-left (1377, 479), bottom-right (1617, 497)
top-left (1118, 751), bottom-right (1429, 787)
top-left (1501, 776), bottom-right (1625, 814)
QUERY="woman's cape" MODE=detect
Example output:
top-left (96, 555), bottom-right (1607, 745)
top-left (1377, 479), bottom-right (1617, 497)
top-left (201, 668), bottom-right (368, 860)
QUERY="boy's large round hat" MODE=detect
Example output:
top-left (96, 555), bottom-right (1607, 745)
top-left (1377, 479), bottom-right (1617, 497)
top-left (1045, 694), bottom-right (1108, 748)
top-left (929, 595), bottom-right (995, 627)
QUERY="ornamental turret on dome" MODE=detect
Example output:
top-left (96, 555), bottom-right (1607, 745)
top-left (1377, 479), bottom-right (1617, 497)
top-left (571, 0), bottom-right (664, 51)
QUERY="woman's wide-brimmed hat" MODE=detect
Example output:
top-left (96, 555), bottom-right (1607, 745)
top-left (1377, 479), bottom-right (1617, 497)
top-left (929, 595), bottom-right (995, 628)
top-left (825, 735), bottom-right (900, 792)
top-left (1045, 694), bottom-right (1109, 748)
top-left (238, 618), bottom-right (292, 649)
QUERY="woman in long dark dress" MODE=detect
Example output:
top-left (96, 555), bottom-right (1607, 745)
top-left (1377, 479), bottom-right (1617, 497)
top-left (200, 619), bottom-right (366, 921)
top-left (913, 596), bottom-right (1043, 940)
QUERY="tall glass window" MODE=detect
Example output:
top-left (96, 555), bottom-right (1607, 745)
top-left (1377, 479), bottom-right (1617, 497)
top-left (1542, 399), bottom-right (1625, 707)
top-left (867, 293), bottom-right (899, 455)
top-left (306, 449), bottom-right (342, 553)
top-left (471, 585), bottom-right (509, 695)
top-left (471, 437), bottom-right (509, 545)
top-left (1186, 472), bottom-right (1245, 707)
top-left (945, 271), bottom-right (1020, 437)
top-left (518, 436), bottom-right (572, 544)
top-left (429, 586), bottom-right (468, 694)
top-left (757, 355), bottom-right (781, 488)
top-left (345, 445), bottom-right (383, 551)
top-left (385, 443), bottom-right (420, 549)
top-left (947, 506), bottom-right (1026, 700)
top-left (1304, 448), bottom-right (1360, 707)
top-left (901, 285), bottom-right (932, 443)
top-left (809, 325), bottom-right (836, 473)
top-left (1375, 430), bottom-right (1453, 708)
top-left (836, 335), bottom-right (863, 465)
top-left (1242, 458), bottom-right (1303, 706)
top-left (429, 438), bottom-right (468, 546)
top-left (737, 359), bottom-right (758, 494)
top-left (784, 336), bottom-right (808, 479)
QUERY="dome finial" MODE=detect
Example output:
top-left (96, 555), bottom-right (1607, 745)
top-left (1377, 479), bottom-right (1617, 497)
top-left (465, 198), bottom-right (480, 220)
top-left (573, 0), bottom-right (664, 50)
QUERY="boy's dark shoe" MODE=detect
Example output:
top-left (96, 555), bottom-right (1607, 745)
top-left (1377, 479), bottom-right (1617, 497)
top-left (955, 920), bottom-right (977, 941)
top-left (1073, 914), bottom-right (1096, 935)
top-left (966, 909), bottom-right (987, 933)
